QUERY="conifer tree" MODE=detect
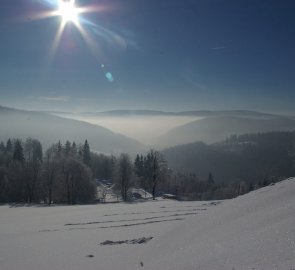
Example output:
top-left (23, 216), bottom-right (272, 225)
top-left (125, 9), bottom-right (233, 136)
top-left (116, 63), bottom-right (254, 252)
top-left (134, 154), bottom-right (144, 177)
top-left (208, 172), bottom-right (214, 185)
top-left (71, 141), bottom-right (77, 156)
top-left (57, 140), bottom-right (62, 155)
top-left (83, 140), bottom-right (91, 166)
top-left (6, 139), bottom-right (12, 153)
top-left (65, 140), bottom-right (71, 156)
top-left (13, 140), bottom-right (24, 163)
top-left (0, 142), bottom-right (5, 152)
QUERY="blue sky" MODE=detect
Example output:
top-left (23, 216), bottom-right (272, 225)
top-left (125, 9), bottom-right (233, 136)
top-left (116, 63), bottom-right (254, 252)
top-left (0, 0), bottom-right (294, 113)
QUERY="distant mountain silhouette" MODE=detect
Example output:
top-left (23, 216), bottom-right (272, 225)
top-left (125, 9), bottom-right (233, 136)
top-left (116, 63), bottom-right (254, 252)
top-left (155, 115), bottom-right (295, 147)
top-left (0, 105), bottom-right (143, 154)
top-left (44, 109), bottom-right (295, 147)
top-left (76, 109), bottom-right (275, 117)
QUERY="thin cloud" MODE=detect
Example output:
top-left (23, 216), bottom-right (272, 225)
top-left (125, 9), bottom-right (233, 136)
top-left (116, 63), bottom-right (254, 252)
top-left (39, 96), bottom-right (70, 102)
top-left (211, 46), bottom-right (227, 50)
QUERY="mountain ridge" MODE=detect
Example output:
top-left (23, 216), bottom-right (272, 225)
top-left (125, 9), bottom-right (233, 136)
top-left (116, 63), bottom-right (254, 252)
top-left (0, 105), bottom-right (143, 154)
top-left (156, 115), bottom-right (295, 147)
top-left (74, 109), bottom-right (276, 117)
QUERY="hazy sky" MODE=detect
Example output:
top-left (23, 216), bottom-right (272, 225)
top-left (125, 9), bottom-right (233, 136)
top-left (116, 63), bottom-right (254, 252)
top-left (0, 0), bottom-right (294, 113)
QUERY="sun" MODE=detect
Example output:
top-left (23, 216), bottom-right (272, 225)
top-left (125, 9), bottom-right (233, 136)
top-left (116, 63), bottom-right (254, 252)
top-left (28, 0), bottom-right (113, 63)
top-left (58, 0), bottom-right (80, 24)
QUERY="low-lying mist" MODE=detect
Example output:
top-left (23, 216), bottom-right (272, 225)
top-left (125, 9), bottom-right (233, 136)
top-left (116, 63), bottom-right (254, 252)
top-left (58, 114), bottom-right (201, 145)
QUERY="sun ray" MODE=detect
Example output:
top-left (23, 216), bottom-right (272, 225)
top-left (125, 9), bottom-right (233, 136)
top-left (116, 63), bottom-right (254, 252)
top-left (48, 19), bottom-right (67, 64)
top-left (21, 0), bottom-right (121, 64)
top-left (74, 21), bottom-right (103, 61)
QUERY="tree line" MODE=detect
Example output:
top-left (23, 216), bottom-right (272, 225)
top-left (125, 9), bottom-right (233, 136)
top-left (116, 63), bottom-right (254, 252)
top-left (0, 138), bottom-right (95, 204)
top-left (1, 131), bottom-right (294, 204)
top-left (0, 138), bottom-right (172, 204)
top-left (162, 131), bottom-right (295, 199)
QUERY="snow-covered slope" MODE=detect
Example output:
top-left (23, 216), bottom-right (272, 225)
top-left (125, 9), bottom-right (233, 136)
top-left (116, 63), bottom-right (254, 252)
top-left (142, 178), bottom-right (295, 270)
top-left (0, 178), bottom-right (294, 270)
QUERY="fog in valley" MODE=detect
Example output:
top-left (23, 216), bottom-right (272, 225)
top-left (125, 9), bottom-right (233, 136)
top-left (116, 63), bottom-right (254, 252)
top-left (57, 114), bottom-right (201, 145)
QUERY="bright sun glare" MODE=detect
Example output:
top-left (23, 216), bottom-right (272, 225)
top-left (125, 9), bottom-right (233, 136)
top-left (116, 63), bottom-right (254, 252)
top-left (25, 0), bottom-right (111, 63)
top-left (58, 0), bottom-right (79, 23)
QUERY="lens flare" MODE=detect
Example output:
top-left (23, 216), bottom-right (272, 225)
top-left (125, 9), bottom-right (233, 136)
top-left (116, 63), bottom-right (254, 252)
top-left (20, 0), bottom-right (128, 67)
top-left (105, 72), bottom-right (114, 82)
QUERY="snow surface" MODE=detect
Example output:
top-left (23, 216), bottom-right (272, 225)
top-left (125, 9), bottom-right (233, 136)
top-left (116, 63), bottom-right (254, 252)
top-left (1, 178), bottom-right (295, 270)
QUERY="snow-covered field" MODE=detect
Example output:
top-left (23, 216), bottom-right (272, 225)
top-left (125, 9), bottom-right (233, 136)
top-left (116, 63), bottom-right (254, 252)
top-left (1, 178), bottom-right (295, 270)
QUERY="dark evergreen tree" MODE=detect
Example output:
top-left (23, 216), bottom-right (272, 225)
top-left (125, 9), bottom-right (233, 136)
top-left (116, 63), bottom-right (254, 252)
top-left (71, 142), bottom-right (77, 157)
top-left (13, 140), bottom-right (24, 163)
top-left (83, 140), bottom-right (91, 166)
top-left (0, 142), bottom-right (5, 152)
top-left (134, 154), bottom-right (144, 178)
top-left (6, 139), bottom-right (12, 153)
top-left (0, 166), bottom-right (8, 202)
top-left (65, 140), bottom-right (71, 156)
top-left (7, 160), bottom-right (25, 202)
top-left (57, 140), bottom-right (62, 156)
top-left (208, 172), bottom-right (214, 185)
top-left (78, 144), bottom-right (83, 159)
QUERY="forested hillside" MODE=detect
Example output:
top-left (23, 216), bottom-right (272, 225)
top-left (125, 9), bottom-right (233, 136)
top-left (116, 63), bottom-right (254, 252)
top-left (163, 131), bottom-right (295, 185)
top-left (156, 116), bottom-right (295, 146)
